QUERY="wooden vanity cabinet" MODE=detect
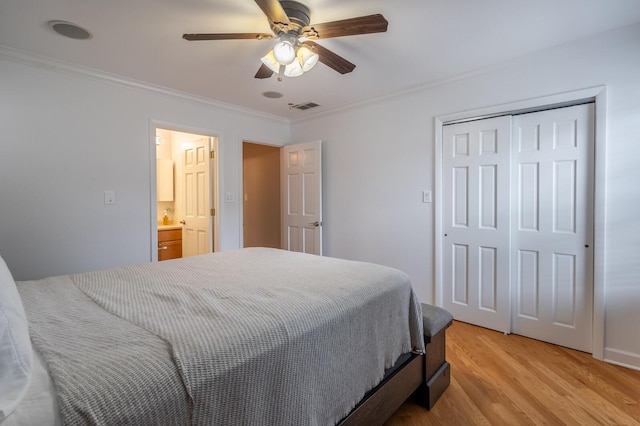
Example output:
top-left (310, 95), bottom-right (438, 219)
top-left (158, 229), bottom-right (182, 261)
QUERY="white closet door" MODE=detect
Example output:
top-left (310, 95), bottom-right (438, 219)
top-left (442, 116), bottom-right (512, 333)
top-left (511, 104), bottom-right (594, 352)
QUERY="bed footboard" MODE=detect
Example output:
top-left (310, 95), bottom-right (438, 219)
top-left (418, 326), bottom-right (451, 408)
top-left (338, 353), bottom-right (423, 426)
top-left (338, 304), bottom-right (453, 425)
top-left (415, 303), bottom-right (453, 409)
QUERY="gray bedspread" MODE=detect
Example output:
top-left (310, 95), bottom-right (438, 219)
top-left (17, 248), bottom-right (424, 426)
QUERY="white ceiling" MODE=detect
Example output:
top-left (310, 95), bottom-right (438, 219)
top-left (2, 0), bottom-right (640, 119)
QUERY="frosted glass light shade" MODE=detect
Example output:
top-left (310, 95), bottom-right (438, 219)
top-left (272, 40), bottom-right (296, 65)
top-left (284, 60), bottom-right (303, 77)
top-left (261, 50), bottom-right (280, 73)
top-left (297, 46), bottom-right (319, 72)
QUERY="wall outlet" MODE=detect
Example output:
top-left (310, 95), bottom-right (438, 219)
top-left (225, 192), bottom-right (235, 203)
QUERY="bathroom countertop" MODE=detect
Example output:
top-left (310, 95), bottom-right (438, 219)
top-left (158, 224), bottom-right (182, 231)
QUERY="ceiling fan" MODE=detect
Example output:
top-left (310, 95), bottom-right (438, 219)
top-left (182, 0), bottom-right (388, 80)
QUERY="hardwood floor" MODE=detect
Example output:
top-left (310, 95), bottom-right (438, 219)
top-left (386, 321), bottom-right (640, 425)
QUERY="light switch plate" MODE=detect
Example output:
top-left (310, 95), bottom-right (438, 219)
top-left (422, 190), bottom-right (432, 203)
top-left (104, 190), bottom-right (115, 205)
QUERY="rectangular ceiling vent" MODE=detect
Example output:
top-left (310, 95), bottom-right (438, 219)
top-left (290, 102), bottom-right (320, 111)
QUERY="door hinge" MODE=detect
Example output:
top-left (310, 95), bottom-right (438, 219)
top-left (210, 151), bottom-right (215, 159)
top-left (210, 208), bottom-right (215, 216)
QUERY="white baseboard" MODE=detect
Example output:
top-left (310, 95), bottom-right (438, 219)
top-left (604, 348), bottom-right (640, 371)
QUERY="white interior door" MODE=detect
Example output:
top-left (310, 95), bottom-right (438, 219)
top-left (442, 117), bottom-right (512, 333)
top-left (281, 141), bottom-right (322, 255)
top-left (511, 104), bottom-right (594, 352)
top-left (182, 137), bottom-right (211, 257)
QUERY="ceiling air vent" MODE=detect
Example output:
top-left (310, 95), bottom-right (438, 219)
top-left (289, 102), bottom-right (320, 111)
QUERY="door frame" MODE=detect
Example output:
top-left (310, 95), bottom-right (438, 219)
top-left (149, 119), bottom-right (220, 261)
top-left (434, 86), bottom-right (607, 360)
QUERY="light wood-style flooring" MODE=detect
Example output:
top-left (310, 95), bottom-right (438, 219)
top-left (386, 321), bottom-right (640, 425)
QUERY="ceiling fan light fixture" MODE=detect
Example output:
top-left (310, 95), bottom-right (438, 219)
top-left (182, 6), bottom-right (389, 81)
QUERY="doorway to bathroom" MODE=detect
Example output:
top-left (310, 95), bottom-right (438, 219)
top-left (155, 127), bottom-right (219, 261)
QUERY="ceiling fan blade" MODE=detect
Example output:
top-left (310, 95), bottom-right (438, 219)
top-left (302, 14), bottom-right (388, 39)
top-left (255, 63), bottom-right (274, 79)
top-left (254, 0), bottom-right (291, 25)
top-left (304, 41), bottom-right (355, 74)
top-left (183, 33), bottom-right (274, 41)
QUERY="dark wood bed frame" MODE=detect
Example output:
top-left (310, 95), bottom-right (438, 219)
top-left (338, 322), bottom-right (452, 425)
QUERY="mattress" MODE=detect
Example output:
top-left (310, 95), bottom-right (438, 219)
top-left (13, 248), bottom-right (424, 425)
top-left (4, 349), bottom-right (60, 426)
top-left (8, 351), bottom-right (419, 426)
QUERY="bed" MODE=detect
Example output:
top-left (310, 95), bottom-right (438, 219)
top-left (0, 248), bottom-right (446, 425)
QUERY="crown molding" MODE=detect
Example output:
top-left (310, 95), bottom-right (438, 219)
top-left (0, 45), bottom-right (289, 124)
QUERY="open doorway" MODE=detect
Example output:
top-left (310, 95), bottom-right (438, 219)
top-left (242, 142), bottom-right (281, 248)
top-left (155, 128), bottom-right (219, 261)
top-left (242, 140), bottom-right (323, 254)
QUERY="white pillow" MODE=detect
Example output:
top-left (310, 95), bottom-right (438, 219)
top-left (0, 255), bottom-right (33, 423)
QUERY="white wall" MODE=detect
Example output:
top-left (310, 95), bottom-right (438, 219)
top-left (290, 23), bottom-right (640, 369)
top-left (1, 23), bottom-right (638, 370)
top-left (0, 52), bottom-right (289, 280)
